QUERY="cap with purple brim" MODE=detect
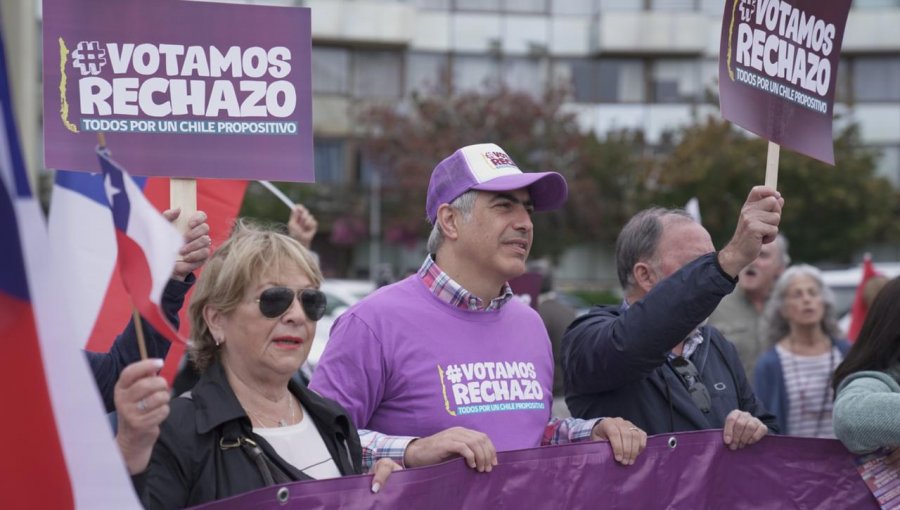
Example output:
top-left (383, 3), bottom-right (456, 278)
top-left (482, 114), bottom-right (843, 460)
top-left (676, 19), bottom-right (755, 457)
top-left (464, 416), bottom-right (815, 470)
top-left (425, 143), bottom-right (568, 224)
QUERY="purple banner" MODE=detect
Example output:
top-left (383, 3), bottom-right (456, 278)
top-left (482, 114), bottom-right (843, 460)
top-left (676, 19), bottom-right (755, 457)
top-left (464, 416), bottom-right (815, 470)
top-left (192, 431), bottom-right (877, 510)
top-left (42, 0), bottom-right (313, 181)
top-left (719, 0), bottom-right (852, 165)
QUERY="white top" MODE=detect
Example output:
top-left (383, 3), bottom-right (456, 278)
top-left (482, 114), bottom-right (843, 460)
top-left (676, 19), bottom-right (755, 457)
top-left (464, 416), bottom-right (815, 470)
top-left (776, 345), bottom-right (842, 439)
top-left (253, 403), bottom-right (342, 480)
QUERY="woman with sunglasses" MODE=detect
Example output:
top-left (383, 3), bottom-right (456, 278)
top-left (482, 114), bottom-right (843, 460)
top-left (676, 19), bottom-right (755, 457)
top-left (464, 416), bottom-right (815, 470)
top-left (115, 220), bottom-right (399, 509)
top-left (753, 265), bottom-right (850, 438)
top-left (832, 276), bottom-right (900, 456)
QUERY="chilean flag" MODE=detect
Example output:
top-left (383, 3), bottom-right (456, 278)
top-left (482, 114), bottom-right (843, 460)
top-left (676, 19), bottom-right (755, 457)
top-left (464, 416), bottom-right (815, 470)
top-left (847, 255), bottom-right (880, 343)
top-left (0, 29), bottom-right (140, 509)
top-left (97, 149), bottom-right (185, 344)
top-left (50, 172), bottom-right (247, 381)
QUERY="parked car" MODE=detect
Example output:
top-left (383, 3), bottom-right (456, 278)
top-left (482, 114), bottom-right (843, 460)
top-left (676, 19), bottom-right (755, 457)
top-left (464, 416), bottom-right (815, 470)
top-left (303, 279), bottom-right (375, 375)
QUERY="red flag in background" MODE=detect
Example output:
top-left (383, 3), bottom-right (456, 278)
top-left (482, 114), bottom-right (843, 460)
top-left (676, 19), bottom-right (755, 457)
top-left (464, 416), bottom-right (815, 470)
top-left (84, 178), bottom-right (247, 382)
top-left (847, 255), bottom-right (878, 342)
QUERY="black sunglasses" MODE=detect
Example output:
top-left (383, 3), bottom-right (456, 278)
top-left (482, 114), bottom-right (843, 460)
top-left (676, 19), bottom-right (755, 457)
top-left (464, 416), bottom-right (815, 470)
top-left (255, 287), bottom-right (327, 321)
top-left (671, 356), bottom-right (712, 414)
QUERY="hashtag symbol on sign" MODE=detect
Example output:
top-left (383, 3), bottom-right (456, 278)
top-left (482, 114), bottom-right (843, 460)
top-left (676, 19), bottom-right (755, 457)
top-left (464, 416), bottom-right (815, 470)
top-left (72, 41), bottom-right (107, 76)
top-left (738, 0), bottom-right (756, 23)
top-left (445, 365), bottom-right (463, 384)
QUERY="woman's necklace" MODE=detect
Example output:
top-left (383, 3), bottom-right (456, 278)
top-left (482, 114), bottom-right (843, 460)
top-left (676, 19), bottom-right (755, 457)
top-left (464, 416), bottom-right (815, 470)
top-left (785, 338), bottom-right (834, 437)
top-left (246, 394), bottom-right (296, 428)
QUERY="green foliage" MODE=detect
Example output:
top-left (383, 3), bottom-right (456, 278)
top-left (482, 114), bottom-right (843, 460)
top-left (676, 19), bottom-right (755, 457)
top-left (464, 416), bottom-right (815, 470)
top-left (651, 117), bottom-right (897, 264)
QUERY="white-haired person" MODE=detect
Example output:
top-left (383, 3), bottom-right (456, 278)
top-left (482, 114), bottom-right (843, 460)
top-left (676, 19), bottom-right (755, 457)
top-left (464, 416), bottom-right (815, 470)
top-left (753, 265), bottom-right (851, 438)
top-left (114, 220), bottom-right (399, 509)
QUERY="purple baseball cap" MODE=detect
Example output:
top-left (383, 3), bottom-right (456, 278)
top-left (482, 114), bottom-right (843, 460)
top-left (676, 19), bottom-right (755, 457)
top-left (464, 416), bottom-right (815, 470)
top-left (425, 143), bottom-right (568, 224)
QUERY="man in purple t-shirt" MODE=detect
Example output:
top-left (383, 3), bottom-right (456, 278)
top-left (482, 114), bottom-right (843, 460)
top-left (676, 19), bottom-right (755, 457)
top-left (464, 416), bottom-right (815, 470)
top-left (311, 143), bottom-right (647, 473)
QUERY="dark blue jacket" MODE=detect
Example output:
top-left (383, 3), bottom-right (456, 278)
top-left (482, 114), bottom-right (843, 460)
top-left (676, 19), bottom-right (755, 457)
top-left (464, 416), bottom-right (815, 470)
top-left (85, 275), bottom-right (193, 412)
top-left (563, 253), bottom-right (778, 436)
top-left (753, 337), bottom-right (851, 435)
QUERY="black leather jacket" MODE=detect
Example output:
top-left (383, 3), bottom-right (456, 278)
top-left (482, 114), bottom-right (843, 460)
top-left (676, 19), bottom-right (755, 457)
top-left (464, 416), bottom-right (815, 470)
top-left (136, 361), bottom-right (363, 509)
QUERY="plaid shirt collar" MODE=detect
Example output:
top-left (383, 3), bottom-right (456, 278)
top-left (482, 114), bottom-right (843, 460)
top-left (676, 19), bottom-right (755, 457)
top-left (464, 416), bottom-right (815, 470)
top-left (418, 255), bottom-right (514, 312)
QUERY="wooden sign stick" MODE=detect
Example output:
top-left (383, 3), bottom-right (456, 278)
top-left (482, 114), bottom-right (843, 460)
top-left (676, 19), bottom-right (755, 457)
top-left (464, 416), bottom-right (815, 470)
top-left (765, 141), bottom-right (780, 190)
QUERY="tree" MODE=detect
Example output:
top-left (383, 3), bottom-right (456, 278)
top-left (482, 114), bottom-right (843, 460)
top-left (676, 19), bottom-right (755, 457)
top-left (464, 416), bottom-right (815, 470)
top-left (651, 116), bottom-right (898, 264)
top-left (358, 86), bottom-right (652, 259)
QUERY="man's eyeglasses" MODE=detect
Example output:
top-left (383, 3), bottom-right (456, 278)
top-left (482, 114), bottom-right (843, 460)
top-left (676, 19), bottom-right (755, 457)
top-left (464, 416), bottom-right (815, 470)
top-left (671, 356), bottom-right (711, 414)
top-left (255, 287), bottom-right (327, 321)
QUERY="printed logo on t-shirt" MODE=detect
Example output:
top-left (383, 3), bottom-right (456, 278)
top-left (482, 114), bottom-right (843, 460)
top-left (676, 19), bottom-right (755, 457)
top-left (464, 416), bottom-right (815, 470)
top-left (438, 361), bottom-right (545, 416)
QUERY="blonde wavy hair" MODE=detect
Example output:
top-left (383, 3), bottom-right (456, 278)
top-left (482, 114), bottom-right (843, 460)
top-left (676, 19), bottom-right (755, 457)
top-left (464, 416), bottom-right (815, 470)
top-left (187, 219), bottom-right (323, 373)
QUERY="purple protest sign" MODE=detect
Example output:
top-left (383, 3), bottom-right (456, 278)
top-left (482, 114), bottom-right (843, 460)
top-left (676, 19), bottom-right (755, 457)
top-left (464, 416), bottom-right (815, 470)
top-left (719, 0), bottom-right (852, 165)
top-left (42, 0), bottom-right (312, 181)
top-left (190, 431), bottom-right (878, 510)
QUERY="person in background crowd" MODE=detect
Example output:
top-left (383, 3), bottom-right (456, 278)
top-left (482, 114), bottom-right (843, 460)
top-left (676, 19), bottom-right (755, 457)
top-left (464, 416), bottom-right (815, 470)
top-left (88, 208), bottom-right (210, 412)
top-left (709, 235), bottom-right (790, 378)
top-left (529, 259), bottom-right (577, 417)
top-left (311, 143), bottom-right (648, 473)
top-left (832, 276), bottom-right (900, 458)
top-left (563, 188), bottom-right (782, 449)
top-left (754, 265), bottom-right (850, 438)
top-left (114, 221), bottom-right (399, 509)
top-left (287, 203), bottom-right (318, 250)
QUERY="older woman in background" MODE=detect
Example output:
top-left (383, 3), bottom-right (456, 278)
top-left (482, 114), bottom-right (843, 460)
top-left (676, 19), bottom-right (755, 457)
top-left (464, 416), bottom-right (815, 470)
top-left (832, 277), bottom-right (900, 457)
top-left (115, 220), bottom-right (398, 509)
top-left (753, 265), bottom-right (851, 438)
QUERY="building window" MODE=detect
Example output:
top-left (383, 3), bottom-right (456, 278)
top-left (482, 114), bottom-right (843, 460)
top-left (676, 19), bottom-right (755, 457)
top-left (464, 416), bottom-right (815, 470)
top-left (650, 59), bottom-right (701, 103)
top-left (312, 47), bottom-right (349, 95)
top-left (835, 58), bottom-right (851, 104)
top-left (406, 52), bottom-right (451, 96)
top-left (598, 60), bottom-right (645, 102)
top-left (875, 145), bottom-right (900, 188)
top-left (455, 0), bottom-right (501, 11)
top-left (315, 139), bottom-right (346, 184)
top-left (503, 56), bottom-right (546, 97)
top-left (852, 58), bottom-right (900, 102)
top-left (352, 50), bottom-right (403, 99)
top-left (414, 0), bottom-right (451, 9)
top-left (650, 0), bottom-right (698, 10)
top-left (852, 0), bottom-right (900, 7)
top-left (453, 54), bottom-right (502, 92)
top-left (505, 0), bottom-right (548, 14)
top-left (551, 0), bottom-right (598, 15)
top-left (597, 0), bottom-right (644, 11)
top-left (563, 58), bottom-right (645, 103)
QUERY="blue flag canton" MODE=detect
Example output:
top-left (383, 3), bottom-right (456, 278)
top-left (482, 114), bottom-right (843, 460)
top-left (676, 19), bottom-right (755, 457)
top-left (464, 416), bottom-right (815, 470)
top-left (98, 151), bottom-right (132, 233)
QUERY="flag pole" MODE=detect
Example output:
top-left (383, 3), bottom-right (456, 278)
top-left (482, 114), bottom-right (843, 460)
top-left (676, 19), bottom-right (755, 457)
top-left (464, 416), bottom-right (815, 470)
top-left (765, 141), bottom-right (780, 189)
top-left (97, 132), bottom-right (148, 360)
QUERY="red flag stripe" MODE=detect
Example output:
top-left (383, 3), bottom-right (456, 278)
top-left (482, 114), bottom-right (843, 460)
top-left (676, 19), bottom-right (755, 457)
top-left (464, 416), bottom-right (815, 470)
top-left (0, 294), bottom-right (73, 509)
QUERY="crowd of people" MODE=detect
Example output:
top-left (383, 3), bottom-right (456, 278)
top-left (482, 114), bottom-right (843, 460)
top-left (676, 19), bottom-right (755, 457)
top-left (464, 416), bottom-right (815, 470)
top-left (85, 143), bottom-right (898, 508)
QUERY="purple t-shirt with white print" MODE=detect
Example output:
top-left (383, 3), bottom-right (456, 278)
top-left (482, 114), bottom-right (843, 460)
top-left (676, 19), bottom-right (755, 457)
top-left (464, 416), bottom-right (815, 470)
top-left (310, 275), bottom-right (554, 452)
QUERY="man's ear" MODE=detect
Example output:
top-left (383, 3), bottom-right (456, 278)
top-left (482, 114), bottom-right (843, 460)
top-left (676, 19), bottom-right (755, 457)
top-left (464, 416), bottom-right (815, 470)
top-left (436, 204), bottom-right (460, 241)
top-left (632, 262), bottom-right (656, 295)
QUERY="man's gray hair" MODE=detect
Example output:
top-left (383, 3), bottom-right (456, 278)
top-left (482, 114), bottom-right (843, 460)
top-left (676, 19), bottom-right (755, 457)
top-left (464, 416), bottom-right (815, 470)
top-left (762, 264), bottom-right (840, 346)
top-left (425, 190), bottom-right (478, 254)
top-left (774, 234), bottom-right (791, 267)
top-left (615, 207), bottom-right (694, 293)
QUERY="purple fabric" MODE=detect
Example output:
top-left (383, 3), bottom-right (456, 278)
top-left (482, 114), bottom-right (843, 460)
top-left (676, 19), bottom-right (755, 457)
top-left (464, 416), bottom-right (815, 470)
top-left (190, 430), bottom-right (877, 509)
top-left (718, 0), bottom-right (852, 165)
top-left (425, 143), bottom-right (567, 223)
top-left (42, 0), bottom-right (313, 182)
top-left (309, 276), bottom-right (554, 452)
